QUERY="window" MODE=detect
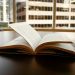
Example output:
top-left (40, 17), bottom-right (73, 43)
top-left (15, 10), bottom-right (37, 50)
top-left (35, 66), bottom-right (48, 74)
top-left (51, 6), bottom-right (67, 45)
top-left (57, 0), bottom-right (64, 3)
top-left (29, 0), bottom-right (53, 2)
top-left (16, 2), bottom-right (26, 22)
top-left (56, 24), bottom-right (68, 27)
top-left (29, 15), bottom-right (52, 20)
top-left (22, 15), bottom-right (25, 20)
top-left (27, 0), bottom-right (75, 31)
top-left (71, 16), bottom-right (75, 20)
top-left (70, 24), bottom-right (75, 27)
top-left (57, 7), bottom-right (69, 12)
top-left (29, 6), bottom-right (52, 11)
top-left (56, 16), bottom-right (69, 20)
top-left (31, 24), bottom-right (52, 28)
top-left (71, 8), bottom-right (75, 12)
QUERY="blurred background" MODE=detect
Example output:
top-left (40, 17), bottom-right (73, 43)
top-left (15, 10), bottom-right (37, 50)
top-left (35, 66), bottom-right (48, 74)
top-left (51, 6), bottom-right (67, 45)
top-left (0, 0), bottom-right (75, 30)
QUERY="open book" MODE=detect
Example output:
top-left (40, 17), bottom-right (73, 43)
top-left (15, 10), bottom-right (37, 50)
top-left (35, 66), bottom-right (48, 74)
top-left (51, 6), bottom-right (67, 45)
top-left (0, 22), bottom-right (75, 55)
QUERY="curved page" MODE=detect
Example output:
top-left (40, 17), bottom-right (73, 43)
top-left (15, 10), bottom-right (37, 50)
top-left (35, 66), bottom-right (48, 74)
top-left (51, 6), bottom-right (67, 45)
top-left (35, 42), bottom-right (75, 55)
top-left (38, 33), bottom-right (72, 46)
top-left (2, 36), bottom-right (30, 48)
top-left (9, 22), bottom-right (41, 50)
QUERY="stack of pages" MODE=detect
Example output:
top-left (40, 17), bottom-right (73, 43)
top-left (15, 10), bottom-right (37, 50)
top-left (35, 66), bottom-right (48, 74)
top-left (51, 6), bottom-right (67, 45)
top-left (0, 22), bottom-right (75, 56)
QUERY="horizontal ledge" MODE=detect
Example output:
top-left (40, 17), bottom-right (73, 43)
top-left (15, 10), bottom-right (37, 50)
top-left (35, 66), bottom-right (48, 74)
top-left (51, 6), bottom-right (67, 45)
top-left (0, 28), bottom-right (75, 32)
top-left (0, 29), bottom-right (13, 31)
top-left (36, 29), bottom-right (75, 32)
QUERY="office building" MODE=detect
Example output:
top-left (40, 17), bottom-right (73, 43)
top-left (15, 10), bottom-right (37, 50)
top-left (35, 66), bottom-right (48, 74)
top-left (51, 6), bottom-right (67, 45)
top-left (11, 0), bottom-right (75, 30)
top-left (26, 0), bottom-right (53, 29)
top-left (16, 1), bottom-right (26, 22)
top-left (0, 0), bottom-right (9, 22)
top-left (56, 0), bottom-right (75, 29)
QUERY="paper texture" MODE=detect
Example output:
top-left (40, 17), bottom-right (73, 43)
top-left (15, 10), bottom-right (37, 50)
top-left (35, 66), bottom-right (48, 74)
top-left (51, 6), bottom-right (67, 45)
top-left (63, 33), bottom-right (75, 44)
top-left (2, 36), bottom-right (31, 48)
top-left (38, 33), bottom-right (72, 45)
top-left (9, 22), bottom-right (41, 50)
top-left (53, 43), bottom-right (75, 52)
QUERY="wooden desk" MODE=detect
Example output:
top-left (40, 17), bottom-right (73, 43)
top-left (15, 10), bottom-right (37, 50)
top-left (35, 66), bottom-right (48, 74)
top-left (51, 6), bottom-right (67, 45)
top-left (0, 55), bottom-right (75, 75)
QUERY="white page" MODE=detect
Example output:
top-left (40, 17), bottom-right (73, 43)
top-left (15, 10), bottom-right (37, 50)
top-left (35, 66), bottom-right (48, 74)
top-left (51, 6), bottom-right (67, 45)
top-left (39, 33), bottom-right (72, 45)
top-left (1, 36), bottom-right (31, 48)
top-left (52, 43), bottom-right (75, 52)
top-left (9, 22), bottom-right (41, 50)
top-left (63, 33), bottom-right (75, 45)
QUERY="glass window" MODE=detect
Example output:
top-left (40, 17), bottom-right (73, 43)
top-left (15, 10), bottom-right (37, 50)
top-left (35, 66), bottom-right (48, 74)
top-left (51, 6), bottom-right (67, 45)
top-left (1, 0), bottom-right (75, 31)
top-left (70, 24), bottom-right (75, 27)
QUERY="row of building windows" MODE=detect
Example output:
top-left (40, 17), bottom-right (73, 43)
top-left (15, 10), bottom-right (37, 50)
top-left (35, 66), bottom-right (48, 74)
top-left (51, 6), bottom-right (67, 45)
top-left (29, 6), bottom-right (52, 11)
top-left (31, 24), bottom-right (52, 27)
top-left (13, 0), bottom-right (75, 30)
top-left (57, 7), bottom-right (69, 12)
top-left (56, 24), bottom-right (68, 27)
top-left (30, 23), bottom-right (75, 28)
top-left (17, 7), bottom-right (25, 13)
top-left (29, 0), bottom-right (53, 2)
top-left (71, 16), bottom-right (75, 20)
top-left (56, 16), bottom-right (75, 20)
top-left (56, 24), bottom-right (75, 27)
top-left (17, 15), bottom-right (25, 22)
top-left (28, 6), bottom-right (75, 12)
top-left (70, 24), bottom-right (75, 27)
top-left (56, 0), bottom-right (64, 3)
top-left (56, 16), bottom-right (69, 20)
top-left (71, 8), bottom-right (75, 12)
top-left (30, 24), bottom-right (75, 28)
top-left (29, 15), bottom-right (52, 20)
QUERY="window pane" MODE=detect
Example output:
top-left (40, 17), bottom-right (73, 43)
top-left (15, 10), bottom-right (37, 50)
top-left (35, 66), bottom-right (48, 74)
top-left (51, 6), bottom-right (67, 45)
top-left (16, 1), bottom-right (26, 22)
top-left (55, 0), bottom-right (75, 30)
top-left (27, 0), bottom-right (53, 29)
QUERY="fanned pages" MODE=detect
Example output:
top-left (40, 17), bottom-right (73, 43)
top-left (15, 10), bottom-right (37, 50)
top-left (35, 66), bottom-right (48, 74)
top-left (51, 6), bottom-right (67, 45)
top-left (38, 33), bottom-right (72, 46)
top-left (35, 42), bottom-right (75, 55)
top-left (9, 22), bottom-right (41, 50)
top-left (0, 36), bottom-right (34, 54)
top-left (2, 36), bottom-right (31, 48)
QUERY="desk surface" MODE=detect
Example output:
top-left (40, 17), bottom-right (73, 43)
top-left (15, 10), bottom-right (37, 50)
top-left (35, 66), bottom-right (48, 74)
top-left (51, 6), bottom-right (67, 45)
top-left (0, 55), bottom-right (75, 75)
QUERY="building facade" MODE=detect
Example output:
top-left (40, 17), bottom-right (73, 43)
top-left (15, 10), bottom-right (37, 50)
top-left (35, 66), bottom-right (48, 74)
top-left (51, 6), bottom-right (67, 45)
top-left (0, 0), bottom-right (9, 22)
top-left (26, 0), bottom-right (53, 29)
top-left (55, 0), bottom-right (75, 29)
top-left (16, 1), bottom-right (26, 22)
top-left (25, 0), bottom-right (75, 30)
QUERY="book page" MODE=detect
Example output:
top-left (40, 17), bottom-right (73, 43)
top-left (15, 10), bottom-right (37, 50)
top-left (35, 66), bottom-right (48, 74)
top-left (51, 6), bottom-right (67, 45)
top-left (1, 36), bottom-right (31, 48)
top-left (52, 43), bottom-right (75, 53)
top-left (63, 33), bottom-right (75, 45)
top-left (38, 33), bottom-right (72, 46)
top-left (9, 22), bottom-right (41, 50)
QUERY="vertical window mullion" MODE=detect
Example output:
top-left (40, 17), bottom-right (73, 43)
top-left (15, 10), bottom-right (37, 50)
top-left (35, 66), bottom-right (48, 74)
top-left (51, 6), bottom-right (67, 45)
top-left (53, 0), bottom-right (56, 29)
